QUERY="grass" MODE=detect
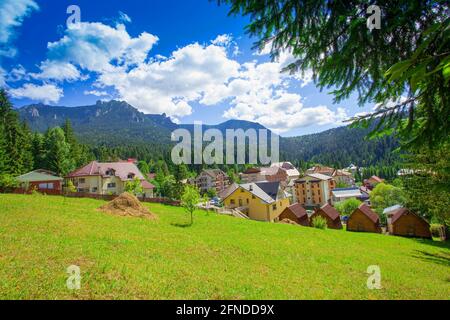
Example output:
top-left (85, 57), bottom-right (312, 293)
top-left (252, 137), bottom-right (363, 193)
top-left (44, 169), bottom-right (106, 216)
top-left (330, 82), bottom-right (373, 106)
top-left (0, 194), bottom-right (449, 300)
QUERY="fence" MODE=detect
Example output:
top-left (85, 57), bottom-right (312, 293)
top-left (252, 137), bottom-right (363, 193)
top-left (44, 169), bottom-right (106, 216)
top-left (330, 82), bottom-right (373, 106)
top-left (3, 190), bottom-right (181, 206)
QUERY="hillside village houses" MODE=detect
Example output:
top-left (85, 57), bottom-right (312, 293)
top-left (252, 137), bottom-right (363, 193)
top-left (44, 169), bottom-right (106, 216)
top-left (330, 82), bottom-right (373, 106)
top-left (65, 160), bottom-right (155, 198)
top-left (191, 169), bottom-right (230, 194)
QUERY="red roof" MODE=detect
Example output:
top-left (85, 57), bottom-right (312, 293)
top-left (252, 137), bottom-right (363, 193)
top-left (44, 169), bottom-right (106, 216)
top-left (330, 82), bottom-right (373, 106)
top-left (66, 161), bottom-right (145, 181)
top-left (319, 204), bottom-right (340, 221)
top-left (286, 203), bottom-right (307, 219)
top-left (389, 207), bottom-right (426, 224)
top-left (141, 180), bottom-right (155, 189)
top-left (369, 175), bottom-right (384, 183)
top-left (357, 204), bottom-right (379, 223)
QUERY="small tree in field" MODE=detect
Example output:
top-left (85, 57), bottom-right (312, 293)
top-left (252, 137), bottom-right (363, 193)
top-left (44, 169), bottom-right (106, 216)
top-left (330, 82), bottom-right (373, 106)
top-left (311, 216), bottom-right (328, 230)
top-left (181, 185), bottom-right (200, 225)
top-left (335, 198), bottom-right (361, 217)
top-left (125, 177), bottom-right (144, 197)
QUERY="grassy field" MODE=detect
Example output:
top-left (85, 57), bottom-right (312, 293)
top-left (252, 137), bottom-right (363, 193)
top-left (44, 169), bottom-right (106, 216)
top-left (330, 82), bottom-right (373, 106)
top-left (0, 194), bottom-right (449, 300)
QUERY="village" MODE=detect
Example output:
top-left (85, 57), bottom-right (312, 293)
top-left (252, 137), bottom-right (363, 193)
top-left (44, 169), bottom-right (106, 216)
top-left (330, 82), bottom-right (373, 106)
top-left (12, 159), bottom-right (434, 239)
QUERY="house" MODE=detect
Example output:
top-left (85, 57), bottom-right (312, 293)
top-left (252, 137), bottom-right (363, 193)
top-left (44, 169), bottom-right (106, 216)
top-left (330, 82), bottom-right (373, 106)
top-left (271, 162), bottom-right (300, 182)
top-left (305, 165), bottom-right (335, 177)
top-left (16, 169), bottom-right (63, 195)
top-left (222, 181), bottom-right (290, 222)
top-left (65, 161), bottom-right (154, 198)
top-left (240, 166), bottom-right (288, 184)
top-left (345, 164), bottom-right (358, 176)
top-left (193, 169), bottom-right (230, 194)
top-left (347, 204), bottom-right (382, 233)
top-left (310, 203), bottom-right (342, 229)
top-left (332, 169), bottom-right (355, 186)
top-left (364, 175), bottom-right (384, 190)
top-left (332, 187), bottom-right (369, 204)
top-left (279, 203), bottom-right (309, 226)
top-left (386, 207), bottom-right (432, 238)
top-left (294, 173), bottom-right (336, 208)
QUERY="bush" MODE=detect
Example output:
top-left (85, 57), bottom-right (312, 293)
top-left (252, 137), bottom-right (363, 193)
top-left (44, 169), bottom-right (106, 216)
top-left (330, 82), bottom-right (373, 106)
top-left (312, 216), bottom-right (328, 230)
top-left (430, 224), bottom-right (444, 238)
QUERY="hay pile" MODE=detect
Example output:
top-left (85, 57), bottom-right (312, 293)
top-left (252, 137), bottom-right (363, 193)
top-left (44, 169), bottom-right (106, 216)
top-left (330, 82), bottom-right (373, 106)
top-left (98, 192), bottom-right (157, 220)
top-left (279, 218), bottom-right (298, 225)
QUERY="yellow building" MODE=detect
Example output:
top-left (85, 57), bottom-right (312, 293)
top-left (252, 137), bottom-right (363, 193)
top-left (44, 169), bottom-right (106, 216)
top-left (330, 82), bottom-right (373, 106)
top-left (222, 181), bottom-right (290, 222)
top-left (294, 173), bottom-right (335, 208)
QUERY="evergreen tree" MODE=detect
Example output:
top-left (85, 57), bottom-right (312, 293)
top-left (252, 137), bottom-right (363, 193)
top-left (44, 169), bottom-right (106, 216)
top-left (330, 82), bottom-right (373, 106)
top-left (43, 127), bottom-right (75, 176)
top-left (0, 90), bottom-right (33, 175)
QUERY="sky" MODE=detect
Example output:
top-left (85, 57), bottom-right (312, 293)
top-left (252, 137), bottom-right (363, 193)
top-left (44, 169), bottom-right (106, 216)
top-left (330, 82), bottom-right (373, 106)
top-left (0, 0), bottom-right (374, 137)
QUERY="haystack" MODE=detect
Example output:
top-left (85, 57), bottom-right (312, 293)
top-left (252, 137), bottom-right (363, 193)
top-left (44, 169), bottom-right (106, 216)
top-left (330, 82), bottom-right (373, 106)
top-left (98, 192), bottom-right (157, 220)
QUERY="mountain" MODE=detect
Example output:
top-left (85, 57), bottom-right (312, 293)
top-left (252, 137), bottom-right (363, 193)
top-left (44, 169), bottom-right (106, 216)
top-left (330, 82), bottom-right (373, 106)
top-left (17, 100), bottom-right (399, 167)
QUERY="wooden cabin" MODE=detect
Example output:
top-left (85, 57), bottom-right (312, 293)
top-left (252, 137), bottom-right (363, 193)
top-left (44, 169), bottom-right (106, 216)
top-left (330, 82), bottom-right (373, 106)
top-left (279, 203), bottom-right (309, 226)
top-left (310, 203), bottom-right (342, 229)
top-left (347, 204), bottom-right (382, 233)
top-left (387, 208), bottom-right (431, 239)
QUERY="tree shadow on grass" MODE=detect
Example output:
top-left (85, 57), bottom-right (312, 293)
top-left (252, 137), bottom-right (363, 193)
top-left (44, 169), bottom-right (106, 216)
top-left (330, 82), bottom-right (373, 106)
top-left (170, 222), bottom-right (193, 228)
top-left (412, 250), bottom-right (450, 268)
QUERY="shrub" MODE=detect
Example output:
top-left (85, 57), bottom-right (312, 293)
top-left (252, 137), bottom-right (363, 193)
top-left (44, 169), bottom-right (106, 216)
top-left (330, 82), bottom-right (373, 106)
top-left (312, 216), bottom-right (328, 230)
top-left (430, 224), bottom-right (444, 238)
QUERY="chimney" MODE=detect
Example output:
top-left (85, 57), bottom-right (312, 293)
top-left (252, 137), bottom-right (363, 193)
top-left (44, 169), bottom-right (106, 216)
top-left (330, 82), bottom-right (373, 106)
top-left (249, 185), bottom-right (253, 192)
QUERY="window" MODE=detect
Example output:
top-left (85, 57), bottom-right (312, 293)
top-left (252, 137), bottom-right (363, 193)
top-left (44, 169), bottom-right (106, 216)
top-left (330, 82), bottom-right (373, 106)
top-left (272, 204), bottom-right (277, 211)
top-left (107, 183), bottom-right (116, 188)
top-left (79, 178), bottom-right (85, 184)
top-left (252, 195), bottom-right (255, 199)
top-left (92, 187), bottom-right (98, 193)
top-left (230, 199), bottom-right (235, 205)
top-left (127, 173), bottom-right (135, 180)
top-left (105, 169), bottom-right (115, 176)
top-left (38, 183), bottom-right (54, 190)
top-left (246, 199), bottom-right (249, 204)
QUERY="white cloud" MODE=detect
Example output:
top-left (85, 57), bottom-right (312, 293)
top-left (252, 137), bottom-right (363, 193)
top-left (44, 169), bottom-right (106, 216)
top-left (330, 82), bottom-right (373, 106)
top-left (83, 90), bottom-right (109, 97)
top-left (8, 83), bottom-right (63, 103)
top-left (0, 0), bottom-right (38, 56)
top-left (29, 21), bottom-right (343, 132)
top-left (97, 41), bottom-right (240, 116)
top-left (32, 60), bottom-right (84, 82)
top-left (117, 11), bottom-right (132, 24)
top-left (46, 22), bottom-right (158, 73)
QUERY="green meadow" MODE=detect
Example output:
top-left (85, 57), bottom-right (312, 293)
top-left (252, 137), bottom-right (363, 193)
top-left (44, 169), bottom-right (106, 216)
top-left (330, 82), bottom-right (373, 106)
top-left (0, 194), bottom-right (448, 300)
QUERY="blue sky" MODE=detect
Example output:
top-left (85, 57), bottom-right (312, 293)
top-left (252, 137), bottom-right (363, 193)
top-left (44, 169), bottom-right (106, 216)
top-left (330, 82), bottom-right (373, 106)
top-left (0, 0), bottom-right (373, 136)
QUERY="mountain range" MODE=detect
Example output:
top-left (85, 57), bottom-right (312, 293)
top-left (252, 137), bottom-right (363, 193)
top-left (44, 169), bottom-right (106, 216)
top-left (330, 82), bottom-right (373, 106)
top-left (17, 100), bottom-right (399, 167)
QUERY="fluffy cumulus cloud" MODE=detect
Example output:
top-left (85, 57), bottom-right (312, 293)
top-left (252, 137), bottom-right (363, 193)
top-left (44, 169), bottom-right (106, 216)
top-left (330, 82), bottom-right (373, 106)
top-left (44, 22), bottom-right (158, 75)
top-left (32, 60), bottom-right (84, 82)
top-left (8, 83), bottom-right (63, 103)
top-left (0, 0), bottom-right (39, 57)
top-left (12, 18), bottom-right (347, 131)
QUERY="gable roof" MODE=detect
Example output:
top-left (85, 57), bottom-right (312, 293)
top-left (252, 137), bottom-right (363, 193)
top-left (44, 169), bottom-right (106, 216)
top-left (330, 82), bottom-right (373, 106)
top-left (66, 161), bottom-right (145, 181)
top-left (383, 204), bottom-right (403, 215)
top-left (16, 170), bottom-right (63, 182)
top-left (318, 203), bottom-right (340, 221)
top-left (141, 180), bottom-right (155, 189)
top-left (300, 173), bottom-right (332, 181)
top-left (306, 165), bottom-right (335, 176)
top-left (223, 181), bottom-right (283, 204)
top-left (285, 203), bottom-right (307, 219)
top-left (390, 208), bottom-right (429, 224)
top-left (356, 204), bottom-right (380, 223)
top-left (202, 169), bottom-right (228, 178)
top-left (368, 175), bottom-right (384, 183)
top-left (332, 187), bottom-right (362, 198)
top-left (271, 162), bottom-right (300, 177)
